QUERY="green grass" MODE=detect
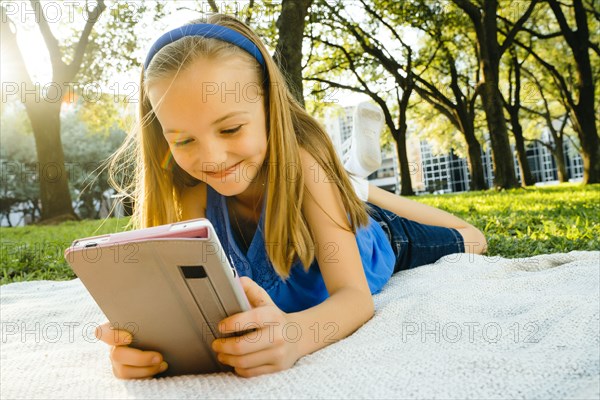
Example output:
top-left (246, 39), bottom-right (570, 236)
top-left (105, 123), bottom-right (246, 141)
top-left (416, 183), bottom-right (599, 258)
top-left (1, 217), bottom-right (131, 284)
top-left (1, 183), bottom-right (598, 285)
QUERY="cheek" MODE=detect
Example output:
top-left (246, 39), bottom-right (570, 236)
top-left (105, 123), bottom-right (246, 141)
top-left (239, 134), bottom-right (267, 158)
top-left (169, 150), bottom-right (193, 169)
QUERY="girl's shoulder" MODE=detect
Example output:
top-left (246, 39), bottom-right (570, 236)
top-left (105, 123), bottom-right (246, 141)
top-left (298, 148), bottom-right (349, 230)
top-left (181, 182), bottom-right (207, 219)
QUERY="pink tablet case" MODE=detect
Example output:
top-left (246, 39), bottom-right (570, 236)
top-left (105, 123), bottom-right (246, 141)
top-left (64, 218), bottom-right (251, 376)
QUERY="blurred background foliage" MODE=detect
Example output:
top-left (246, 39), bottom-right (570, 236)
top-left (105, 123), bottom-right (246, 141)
top-left (1, 0), bottom-right (598, 225)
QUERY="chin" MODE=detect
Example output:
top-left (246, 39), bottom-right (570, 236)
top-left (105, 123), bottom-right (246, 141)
top-left (208, 179), bottom-right (252, 196)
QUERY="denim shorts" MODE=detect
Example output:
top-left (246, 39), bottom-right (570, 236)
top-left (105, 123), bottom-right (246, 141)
top-left (366, 202), bottom-right (465, 274)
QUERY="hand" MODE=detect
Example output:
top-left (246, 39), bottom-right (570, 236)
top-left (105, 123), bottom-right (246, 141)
top-left (95, 322), bottom-right (168, 379)
top-left (212, 276), bottom-right (300, 377)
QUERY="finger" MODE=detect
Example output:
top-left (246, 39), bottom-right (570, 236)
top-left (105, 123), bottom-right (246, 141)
top-left (218, 307), bottom-right (282, 335)
top-left (213, 325), bottom-right (284, 355)
top-left (240, 277), bottom-right (275, 308)
top-left (217, 346), bottom-right (280, 370)
top-left (95, 323), bottom-right (132, 346)
top-left (110, 346), bottom-right (164, 368)
top-left (112, 361), bottom-right (168, 380)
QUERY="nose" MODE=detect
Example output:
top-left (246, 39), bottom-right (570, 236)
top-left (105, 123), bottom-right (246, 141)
top-left (196, 138), bottom-right (228, 172)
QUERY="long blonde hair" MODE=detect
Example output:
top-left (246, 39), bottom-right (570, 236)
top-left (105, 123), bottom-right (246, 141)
top-left (109, 13), bottom-right (371, 279)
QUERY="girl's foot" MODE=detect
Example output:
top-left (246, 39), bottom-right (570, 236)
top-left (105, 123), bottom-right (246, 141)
top-left (344, 102), bottom-right (384, 178)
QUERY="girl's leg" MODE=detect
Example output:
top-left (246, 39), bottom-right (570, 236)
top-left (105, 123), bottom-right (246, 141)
top-left (367, 184), bottom-right (487, 255)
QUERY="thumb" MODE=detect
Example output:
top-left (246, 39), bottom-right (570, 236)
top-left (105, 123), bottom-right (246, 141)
top-left (239, 276), bottom-right (275, 308)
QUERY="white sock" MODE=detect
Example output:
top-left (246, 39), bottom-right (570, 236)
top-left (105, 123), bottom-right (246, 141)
top-left (343, 102), bottom-right (384, 178)
top-left (349, 174), bottom-right (369, 202)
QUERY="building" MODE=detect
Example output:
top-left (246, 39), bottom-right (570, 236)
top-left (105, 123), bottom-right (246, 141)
top-left (323, 105), bottom-right (584, 195)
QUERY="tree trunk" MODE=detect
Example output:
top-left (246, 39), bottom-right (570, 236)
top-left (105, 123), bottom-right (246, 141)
top-left (394, 134), bottom-right (414, 196)
top-left (510, 112), bottom-right (535, 186)
top-left (477, 0), bottom-right (519, 189)
top-left (274, 0), bottom-right (313, 107)
top-left (24, 101), bottom-right (76, 221)
top-left (568, 4), bottom-right (600, 184)
top-left (1, 2), bottom-right (106, 222)
top-left (396, 80), bottom-right (415, 196)
top-left (546, 0), bottom-right (599, 184)
top-left (553, 138), bottom-right (568, 183)
top-left (573, 105), bottom-right (600, 184)
top-left (507, 48), bottom-right (535, 186)
top-left (463, 127), bottom-right (487, 191)
top-left (479, 84), bottom-right (519, 189)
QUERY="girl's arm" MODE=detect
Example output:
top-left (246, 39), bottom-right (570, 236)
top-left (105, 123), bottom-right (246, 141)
top-left (213, 151), bottom-right (485, 377)
top-left (213, 149), bottom-right (378, 376)
top-left (285, 149), bottom-right (376, 358)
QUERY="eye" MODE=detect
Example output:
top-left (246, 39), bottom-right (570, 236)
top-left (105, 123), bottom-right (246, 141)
top-left (221, 125), bottom-right (243, 135)
top-left (173, 138), bottom-right (193, 147)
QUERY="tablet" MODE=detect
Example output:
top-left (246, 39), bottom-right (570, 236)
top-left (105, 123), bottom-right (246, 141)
top-left (64, 218), bottom-right (251, 376)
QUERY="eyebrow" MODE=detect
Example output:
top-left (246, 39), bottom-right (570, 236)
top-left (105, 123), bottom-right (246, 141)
top-left (164, 111), bottom-right (250, 134)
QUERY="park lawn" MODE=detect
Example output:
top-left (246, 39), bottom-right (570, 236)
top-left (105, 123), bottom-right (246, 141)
top-left (1, 183), bottom-right (598, 285)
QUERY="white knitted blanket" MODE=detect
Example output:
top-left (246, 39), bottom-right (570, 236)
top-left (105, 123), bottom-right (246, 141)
top-left (1, 251), bottom-right (599, 399)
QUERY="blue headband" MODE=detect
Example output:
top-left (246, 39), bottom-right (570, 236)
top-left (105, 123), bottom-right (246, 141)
top-left (144, 24), bottom-right (266, 70)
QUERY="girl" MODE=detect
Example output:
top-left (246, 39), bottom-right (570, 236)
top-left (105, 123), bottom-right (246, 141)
top-left (96, 13), bottom-right (487, 379)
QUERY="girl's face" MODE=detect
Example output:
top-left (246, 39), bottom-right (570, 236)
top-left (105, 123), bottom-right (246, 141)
top-left (147, 55), bottom-right (268, 197)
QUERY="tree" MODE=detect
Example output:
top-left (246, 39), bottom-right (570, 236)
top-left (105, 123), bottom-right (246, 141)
top-left (197, 0), bottom-right (313, 107)
top-left (1, 97), bottom-right (129, 224)
top-left (520, 66), bottom-right (574, 183)
top-left (308, 0), bottom-right (511, 193)
top-left (503, 46), bottom-right (535, 186)
top-left (307, 0), bottom-right (418, 195)
top-left (0, 103), bottom-right (40, 225)
top-left (273, 0), bottom-right (313, 106)
top-left (511, 0), bottom-right (599, 183)
top-left (451, 0), bottom-right (539, 189)
top-left (394, 0), bottom-right (488, 191)
top-left (0, 1), bottom-right (158, 222)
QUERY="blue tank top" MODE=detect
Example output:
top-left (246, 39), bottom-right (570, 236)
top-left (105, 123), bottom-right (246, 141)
top-left (205, 184), bottom-right (396, 313)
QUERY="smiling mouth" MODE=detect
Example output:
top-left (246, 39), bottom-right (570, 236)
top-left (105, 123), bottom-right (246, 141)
top-left (204, 162), bottom-right (241, 176)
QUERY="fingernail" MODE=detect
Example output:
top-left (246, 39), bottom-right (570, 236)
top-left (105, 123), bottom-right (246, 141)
top-left (123, 336), bottom-right (132, 345)
top-left (152, 356), bottom-right (161, 364)
top-left (159, 361), bottom-right (168, 372)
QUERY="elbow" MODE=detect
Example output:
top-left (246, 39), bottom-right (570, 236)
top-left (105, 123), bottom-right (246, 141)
top-left (458, 224), bottom-right (487, 255)
top-left (341, 287), bottom-right (375, 321)
top-left (474, 226), bottom-right (487, 255)
top-left (360, 289), bottom-right (375, 320)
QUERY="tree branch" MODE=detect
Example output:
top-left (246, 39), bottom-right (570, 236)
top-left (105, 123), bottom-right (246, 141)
top-left (0, 6), bottom-right (34, 92)
top-left (30, 0), bottom-right (63, 71)
top-left (497, 14), bottom-right (563, 40)
top-left (208, 0), bottom-right (219, 13)
top-left (512, 36), bottom-right (576, 111)
top-left (589, 40), bottom-right (600, 56)
top-left (359, 0), bottom-right (410, 50)
top-left (66, 0), bottom-right (106, 80)
top-left (546, 0), bottom-right (577, 47)
top-left (499, 0), bottom-right (540, 56)
top-left (451, 0), bottom-right (480, 22)
top-left (309, 35), bottom-right (376, 96)
top-left (319, 1), bottom-right (405, 84)
top-left (245, 0), bottom-right (255, 25)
